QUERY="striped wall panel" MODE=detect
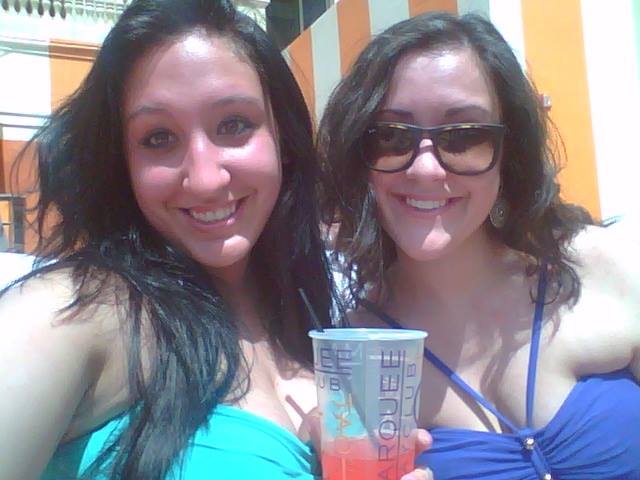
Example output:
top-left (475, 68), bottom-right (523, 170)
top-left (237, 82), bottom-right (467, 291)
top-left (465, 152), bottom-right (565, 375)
top-left (522, 0), bottom-right (600, 218)
top-left (286, 0), bottom-right (640, 222)
top-left (581, 0), bottom-right (640, 222)
top-left (311, 5), bottom-right (342, 125)
top-left (2, 0), bottom-right (639, 252)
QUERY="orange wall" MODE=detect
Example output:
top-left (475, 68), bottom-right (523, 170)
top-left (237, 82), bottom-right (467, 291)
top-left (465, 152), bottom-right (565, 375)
top-left (49, 40), bottom-right (97, 110)
top-left (287, 29), bottom-right (316, 125)
top-left (1, 139), bottom-right (29, 194)
top-left (521, 0), bottom-right (601, 219)
top-left (287, 0), bottom-right (459, 121)
top-left (337, 0), bottom-right (371, 74)
top-left (409, 0), bottom-right (457, 16)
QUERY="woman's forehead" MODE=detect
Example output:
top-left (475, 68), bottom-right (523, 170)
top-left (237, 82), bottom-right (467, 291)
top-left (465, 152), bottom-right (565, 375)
top-left (380, 47), bottom-right (501, 123)
top-left (122, 32), bottom-right (266, 113)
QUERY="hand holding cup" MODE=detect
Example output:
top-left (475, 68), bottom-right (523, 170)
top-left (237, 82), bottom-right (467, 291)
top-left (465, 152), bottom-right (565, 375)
top-left (308, 328), bottom-right (428, 480)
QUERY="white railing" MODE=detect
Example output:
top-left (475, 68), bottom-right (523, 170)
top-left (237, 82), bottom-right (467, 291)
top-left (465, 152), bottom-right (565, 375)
top-left (2, 1), bottom-right (272, 23)
top-left (0, 1), bottom-right (129, 20)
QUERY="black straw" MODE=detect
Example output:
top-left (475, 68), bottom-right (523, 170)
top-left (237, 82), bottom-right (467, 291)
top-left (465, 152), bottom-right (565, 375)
top-left (299, 289), bottom-right (379, 448)
top-left (298, 288), bottom-right (324, 332)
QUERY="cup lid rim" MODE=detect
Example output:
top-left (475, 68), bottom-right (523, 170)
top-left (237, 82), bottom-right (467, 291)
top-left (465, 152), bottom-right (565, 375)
top-left (308, 327), bottom-right (427, 341)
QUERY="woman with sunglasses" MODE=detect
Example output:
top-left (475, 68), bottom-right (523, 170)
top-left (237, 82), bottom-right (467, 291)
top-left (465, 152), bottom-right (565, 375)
top-left (319, 12), bottom-right (640, 480)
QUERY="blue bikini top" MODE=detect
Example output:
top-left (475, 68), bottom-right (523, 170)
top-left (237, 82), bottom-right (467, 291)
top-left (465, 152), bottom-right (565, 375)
top-left (361, 267), bottom-right (640, 480)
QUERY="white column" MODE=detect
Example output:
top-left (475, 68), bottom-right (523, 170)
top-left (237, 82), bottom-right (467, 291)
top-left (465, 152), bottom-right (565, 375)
top-left (311, 4), bottom-right (341, 121)
top-left (487, 0), bottom-right (526, 71)
top-left (367, 0), bottom-right (409, 35)
top-left (457, 0), bottom-right (490, 17)
top-left (0, 39), bottom-right (51, 141)
top-left (581, 0), bottom-right (640, 222)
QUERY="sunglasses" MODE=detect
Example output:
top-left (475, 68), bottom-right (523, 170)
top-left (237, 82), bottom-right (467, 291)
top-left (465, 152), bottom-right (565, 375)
top-left (362, 122), bottom-right (506, 175)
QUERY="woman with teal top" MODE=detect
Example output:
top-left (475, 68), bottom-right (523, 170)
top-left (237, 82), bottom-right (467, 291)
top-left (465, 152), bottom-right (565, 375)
top-left (319, 11), bottom-right (640, 479)
top-left (0, 1), bottom-right (434, 478)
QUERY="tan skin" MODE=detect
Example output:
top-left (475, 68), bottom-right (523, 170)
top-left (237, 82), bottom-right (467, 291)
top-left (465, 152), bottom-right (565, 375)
top-left (353, 229), bottom-right (640, 434)
top-left (0, 32), bottom-right (432, 480)
top-left (350, 47), bottom-right (640, 438)
top-left (0, 272), bottom-right (321, 479)
top-left (0, 274), bottom-right (433, 480)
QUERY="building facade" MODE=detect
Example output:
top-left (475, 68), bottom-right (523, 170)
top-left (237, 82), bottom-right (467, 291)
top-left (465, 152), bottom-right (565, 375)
top-left (1, 0), bottom-right (639, 251)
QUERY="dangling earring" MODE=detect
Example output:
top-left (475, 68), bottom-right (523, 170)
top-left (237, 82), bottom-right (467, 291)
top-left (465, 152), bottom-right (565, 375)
top-left (489, 189), bottom-right (509, 229)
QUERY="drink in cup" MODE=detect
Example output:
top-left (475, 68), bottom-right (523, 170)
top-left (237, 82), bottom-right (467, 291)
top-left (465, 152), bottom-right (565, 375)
top-left (309, 328), bottom-right (427, 480)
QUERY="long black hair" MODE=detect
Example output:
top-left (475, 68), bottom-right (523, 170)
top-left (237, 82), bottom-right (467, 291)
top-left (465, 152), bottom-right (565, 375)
top-left (318, 12), bottom-right (594, 305)
top-left (7, 0), bottom-right (334, 477)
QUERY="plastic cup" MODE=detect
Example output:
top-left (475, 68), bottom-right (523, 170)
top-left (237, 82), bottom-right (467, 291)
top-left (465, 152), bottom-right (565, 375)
top-left (309, 328), bottom-right (427, 480)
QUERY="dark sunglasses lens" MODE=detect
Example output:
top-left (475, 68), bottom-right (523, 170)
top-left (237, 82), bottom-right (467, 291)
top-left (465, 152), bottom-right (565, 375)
top-left (364, 125), bottom-right (416, 171)
top-left (436, 127), bottom-right (499, 173)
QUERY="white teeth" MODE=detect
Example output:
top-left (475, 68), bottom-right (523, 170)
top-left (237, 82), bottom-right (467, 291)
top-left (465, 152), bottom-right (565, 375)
top-left (189, 203), bottom-right (237, 223)
top-left (406, 198), bottom-right (447, 210)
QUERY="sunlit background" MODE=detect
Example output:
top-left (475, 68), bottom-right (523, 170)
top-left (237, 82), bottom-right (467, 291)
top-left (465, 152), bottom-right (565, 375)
top-left (1, 0), bottom-right (639, 253)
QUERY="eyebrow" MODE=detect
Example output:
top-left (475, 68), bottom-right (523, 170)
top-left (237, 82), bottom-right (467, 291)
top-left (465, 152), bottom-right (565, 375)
top-left (125, 95), bottom-right (264, 124)
top-left (376, 108), bottom-right (414, 121)
top-left (442, 105), bottom-right (494, 120)
top-left (376, 104), bottom-right (494, 122)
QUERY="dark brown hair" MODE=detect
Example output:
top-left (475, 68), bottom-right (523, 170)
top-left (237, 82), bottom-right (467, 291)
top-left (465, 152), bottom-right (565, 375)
top-left (318, 11), bottom-right (594, 305)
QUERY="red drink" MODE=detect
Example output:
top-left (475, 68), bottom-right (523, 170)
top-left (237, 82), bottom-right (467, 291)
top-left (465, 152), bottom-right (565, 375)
top-left (321, 438), bottom-right (415, 480)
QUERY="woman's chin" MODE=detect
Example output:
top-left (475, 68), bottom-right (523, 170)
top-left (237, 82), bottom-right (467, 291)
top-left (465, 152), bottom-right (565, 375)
top-left (397, 237), bottom-right (456, 263)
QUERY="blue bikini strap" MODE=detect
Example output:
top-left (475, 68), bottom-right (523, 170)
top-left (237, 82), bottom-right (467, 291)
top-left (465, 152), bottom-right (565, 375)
top-left (359, 263), bottom-right (548, 433)
top-left (358, 298), bottom-right (520, 432)
top-left (525, 263), bottom-right (548, 429)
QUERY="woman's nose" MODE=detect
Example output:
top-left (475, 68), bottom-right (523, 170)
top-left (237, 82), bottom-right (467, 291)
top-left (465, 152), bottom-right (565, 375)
top-left (182, 132), bottom-right (231, 195)
top-left (405, 138), bottom-right (447, 180)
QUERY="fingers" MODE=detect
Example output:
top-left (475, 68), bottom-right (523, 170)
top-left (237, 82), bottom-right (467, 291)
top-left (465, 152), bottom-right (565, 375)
top-left (401, 467), bottom-right (434, 480)
top-left (404, 431), bottom-right (434, 480)
top-left (285, 395), bottom-right (323, 452)
top-left (415, 428), bottom-right (433, 454)
top-left (286, 396), bottom-right (434, 480)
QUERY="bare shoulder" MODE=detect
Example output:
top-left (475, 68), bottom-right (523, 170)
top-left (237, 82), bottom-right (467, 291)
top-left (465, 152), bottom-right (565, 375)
top-left (569, 224), bottom-right (640, 378)
top-left (570, 224), bottom-right (639, 292)
top-left (0, 268), bottom-right (123, 344)
top-left (0, 269), bottom-right (126, 479)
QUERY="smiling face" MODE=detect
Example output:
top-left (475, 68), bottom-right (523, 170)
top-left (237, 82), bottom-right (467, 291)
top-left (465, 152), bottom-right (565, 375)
top-left (368, 46), bottom-right (502, 262)
top-left (124, 32), bottom-right (281, 282)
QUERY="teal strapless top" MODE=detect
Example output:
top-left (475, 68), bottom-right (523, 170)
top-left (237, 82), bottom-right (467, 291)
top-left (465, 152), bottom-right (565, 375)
top-left (42, 405), bottom-right (320, 479)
